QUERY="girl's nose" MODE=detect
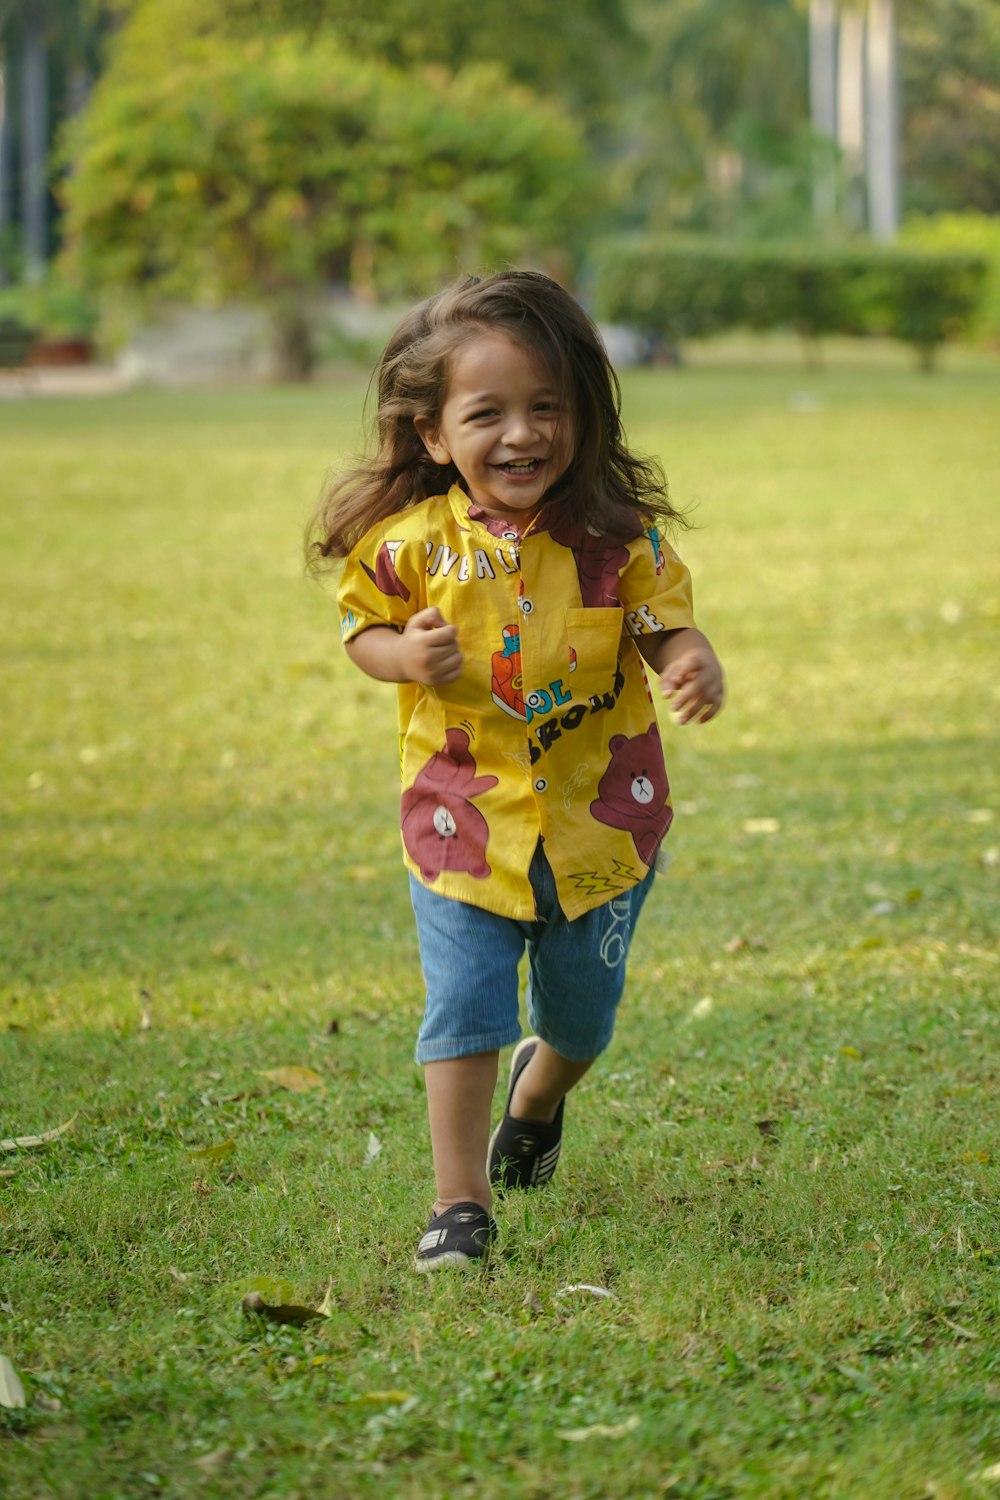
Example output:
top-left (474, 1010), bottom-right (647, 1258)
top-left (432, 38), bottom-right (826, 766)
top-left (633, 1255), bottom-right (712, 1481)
top-left (503, 411), bottom-right (537, 446)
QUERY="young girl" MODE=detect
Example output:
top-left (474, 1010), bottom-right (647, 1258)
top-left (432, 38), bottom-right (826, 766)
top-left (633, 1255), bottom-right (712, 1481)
top-left (309, 271), bottom-right (724, 1271)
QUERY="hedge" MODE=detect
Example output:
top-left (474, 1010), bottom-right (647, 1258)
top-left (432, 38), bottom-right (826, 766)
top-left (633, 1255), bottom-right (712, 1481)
top-left (592, 236), bottom-right (988, 368)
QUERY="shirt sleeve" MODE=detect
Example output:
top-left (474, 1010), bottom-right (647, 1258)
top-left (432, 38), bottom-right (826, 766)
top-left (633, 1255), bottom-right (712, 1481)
top-left (617, 527), bottom-right (697, 639)
top-left (337, 523), bottom-right (424, 645)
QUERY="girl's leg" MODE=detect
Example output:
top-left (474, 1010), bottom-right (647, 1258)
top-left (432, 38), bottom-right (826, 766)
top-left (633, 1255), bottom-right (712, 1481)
top-left (508, 1039), bottom-right (594, 1123)
top-left (425, 1050), bottom-right (500, 1214)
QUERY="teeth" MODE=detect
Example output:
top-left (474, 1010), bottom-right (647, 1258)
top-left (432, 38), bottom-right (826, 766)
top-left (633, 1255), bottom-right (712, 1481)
top-left (503, 460), bottom-right (538, 470)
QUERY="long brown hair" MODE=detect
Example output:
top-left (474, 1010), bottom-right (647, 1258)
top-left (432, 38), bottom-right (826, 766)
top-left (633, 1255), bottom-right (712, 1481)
top-left (306, 271), bottom-right (687, 567)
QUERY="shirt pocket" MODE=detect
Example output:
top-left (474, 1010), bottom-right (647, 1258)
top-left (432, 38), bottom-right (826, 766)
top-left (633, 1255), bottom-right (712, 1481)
top-left (565, 607), bottom-right (624, 700)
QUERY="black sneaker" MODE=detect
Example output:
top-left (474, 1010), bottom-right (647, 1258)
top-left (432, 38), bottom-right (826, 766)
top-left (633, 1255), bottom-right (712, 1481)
top-left (414, 1201), bottom-right (496, 1272)
top-left (487, 1037), bottom-right (564, 1191)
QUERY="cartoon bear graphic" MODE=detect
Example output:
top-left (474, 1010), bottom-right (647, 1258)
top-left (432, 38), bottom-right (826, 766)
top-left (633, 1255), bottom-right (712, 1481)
top-left (589, 723), bottom-right (672, 867)
top-left (401, 728), bottom-right (498, 881)
top-left (361, 541), bottom-right (410, 601)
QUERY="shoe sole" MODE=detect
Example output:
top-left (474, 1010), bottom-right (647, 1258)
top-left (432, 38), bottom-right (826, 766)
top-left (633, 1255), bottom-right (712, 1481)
top-left (414, 1250), bottom-right (486, 1273)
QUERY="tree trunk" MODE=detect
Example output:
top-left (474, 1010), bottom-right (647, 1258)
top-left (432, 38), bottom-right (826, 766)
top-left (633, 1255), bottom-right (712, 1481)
top-left (272, 301), bottom-right (315, 382)
top-left (866, 0), bottom-right (900, 242)
top-left (21, 0), bottom-right (49, 281)
top-left (809, 0), bottom-right (838, 227)
top-left (0, 40), bottom-right (11, 283)
top-left (837, 4), bottom-right (866, 231)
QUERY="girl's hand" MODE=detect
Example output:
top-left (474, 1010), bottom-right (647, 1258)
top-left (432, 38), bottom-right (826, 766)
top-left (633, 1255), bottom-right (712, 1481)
top-left (401, 607), bottom-right (464, 686)
top-left (659, 643), bottom-right (725, 725)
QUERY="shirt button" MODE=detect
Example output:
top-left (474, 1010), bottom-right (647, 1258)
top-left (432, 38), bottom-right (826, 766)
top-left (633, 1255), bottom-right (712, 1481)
top-left (520, 598), bottom-right (534, 614)
top-left (502, 529), bottom-right (519, 541)
top-left (533, 777), bottom-right (548, 793)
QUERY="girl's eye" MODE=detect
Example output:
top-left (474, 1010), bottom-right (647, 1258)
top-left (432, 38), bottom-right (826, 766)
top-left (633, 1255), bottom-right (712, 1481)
top-left (468, 408), bottom-right (498, 421)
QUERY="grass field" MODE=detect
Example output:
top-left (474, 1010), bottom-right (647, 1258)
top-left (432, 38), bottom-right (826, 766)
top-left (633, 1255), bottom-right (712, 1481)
top-left (1, 344), bottom-right (998, 1498)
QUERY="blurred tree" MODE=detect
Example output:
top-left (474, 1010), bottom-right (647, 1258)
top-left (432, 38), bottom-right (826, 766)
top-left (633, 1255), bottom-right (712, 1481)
top-left (235, 0), bottom-right (631, 119)
top-left (900, 0), bottom-right (1000, 215)
top-left (58, 31), bottom-right (592, 377)
top-left (866, 0), bottom-right (900, 240)
top-left (617, 0), bottom-right (810, 237)
top-left (0, 0), bottom-right (116, 281)
top-left (106, 0), bottom-right (635, 121)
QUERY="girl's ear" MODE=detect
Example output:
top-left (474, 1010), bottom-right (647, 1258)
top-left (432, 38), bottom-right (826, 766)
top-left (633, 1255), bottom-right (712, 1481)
top-left (413, 415), bottom-right (451, 466)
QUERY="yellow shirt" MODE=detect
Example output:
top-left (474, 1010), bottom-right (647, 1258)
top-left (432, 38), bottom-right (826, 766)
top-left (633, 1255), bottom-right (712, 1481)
top-left (338, 484), bottom-right (696, 921)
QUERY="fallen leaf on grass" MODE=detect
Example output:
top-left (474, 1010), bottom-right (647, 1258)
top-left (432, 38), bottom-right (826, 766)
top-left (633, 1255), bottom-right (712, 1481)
top-left (364, 1132), bottom-right (383, 1166)
top-left (840, 1046), bottom-right (862, 1060)
top-left (755, 1119), bottom-right (780, 1138)
top-left (191, 1448), bottom-right (231, 1474)
top-left (744, 818), bottom-right (780, 835)
top-left (259, 1066), bottom-right (324, 1093)
top-left (558, 1415), bottom-right (640, 1442)
top-left (188, 1139), bottom-right (237, 1162)
top-left (975, 1461), bottom-right (1000, 1481)
top-left (0, 1112), bottom-right (79, 1152)
top-left (0, 1356), bottom-right (26, 1409)
top-left (241, 1291), bottom-right (327, 1326)
top-left (725, 934), bottom-right (769, 952)
top-left (352, 1390), bottom-right (416, 1406)
top-left (555, 1284), bottom-right (618, 1300)
top-left (0, 1169), bottom-right (16, 1179)
top-left (942, 1318), bottom-right (978, 1341)
top-left (522, 1290), bottom-right (545, 1315)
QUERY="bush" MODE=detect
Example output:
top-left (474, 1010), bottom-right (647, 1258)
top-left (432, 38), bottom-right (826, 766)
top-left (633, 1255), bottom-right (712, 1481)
top-left (0, 276), bottom-right (99, 341)
top-left (592, 236), bottom-right (987, 367)
top-left (900, 213), bottom-right (1000, 348)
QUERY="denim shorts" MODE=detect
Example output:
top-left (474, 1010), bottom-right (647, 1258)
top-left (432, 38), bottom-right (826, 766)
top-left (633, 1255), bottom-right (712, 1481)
top-left (410, 843), bottom-right (654, 1065)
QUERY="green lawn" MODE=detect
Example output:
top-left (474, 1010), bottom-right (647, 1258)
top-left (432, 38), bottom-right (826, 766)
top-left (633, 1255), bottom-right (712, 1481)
top-left (1, 347), bottom-right (998, 1498)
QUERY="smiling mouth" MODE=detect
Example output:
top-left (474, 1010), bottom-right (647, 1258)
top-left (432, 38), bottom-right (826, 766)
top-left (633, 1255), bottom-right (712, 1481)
top-left (495, 459), bottom-right (544, 476)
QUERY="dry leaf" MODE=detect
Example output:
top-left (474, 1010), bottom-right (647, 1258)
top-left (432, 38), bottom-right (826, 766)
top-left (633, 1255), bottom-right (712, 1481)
top-left (241, 1291), bottom-right (327, 1326)
top-left (744, 818), bottom-right (779, 835)
top-left (188, 1139), bottom-right (237, 1162)
top-left (364, 1132), bottom-right (383, 1166)
top-left (1, 1112), bottom-right (79, 1152)
top-left (558, 1415), bottom-right (640, 1441)
top-left (259, 1066), bottom-right (324, 1093)
top-left (840, 1046), bottom-right (862, 1060)
top-left (0, 1356), bottom-right (26, 1409)
top-left (191, 1448), bottom-right (232, 1474)
top-left (555, 1284), bottom-right (618, 1300)
top-left (352, 1390), bottom-right (416, 1406)
top-left (725, 934), bottom-right (768, 952)
top-left (522, 1290), bottom-right (545, 1315)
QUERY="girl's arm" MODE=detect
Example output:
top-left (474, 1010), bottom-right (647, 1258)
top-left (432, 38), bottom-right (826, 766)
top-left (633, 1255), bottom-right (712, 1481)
top-left (637, 627), bottom-right (725, 725)
top-left (345, 607), bottom-right (463, 686)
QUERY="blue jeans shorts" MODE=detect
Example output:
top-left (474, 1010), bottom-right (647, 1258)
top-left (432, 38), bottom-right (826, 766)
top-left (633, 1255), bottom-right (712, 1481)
top-left (410, 843), bottom-right (654, 1065)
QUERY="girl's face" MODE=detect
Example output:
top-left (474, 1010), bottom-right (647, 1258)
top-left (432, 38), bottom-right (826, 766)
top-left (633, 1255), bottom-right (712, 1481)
top-left (414, 331), bottom-right (572, 524)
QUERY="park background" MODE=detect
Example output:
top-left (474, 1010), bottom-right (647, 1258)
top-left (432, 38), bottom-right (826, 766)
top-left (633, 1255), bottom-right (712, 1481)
top-left (1, 2), bottom-right (998, 1497)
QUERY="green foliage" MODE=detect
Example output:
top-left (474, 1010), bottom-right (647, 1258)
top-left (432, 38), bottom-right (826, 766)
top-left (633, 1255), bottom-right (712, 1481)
top-left (617, 0), bottom-right (812, 237)
top-left (58, 29), bottom-right (592, 373)
top-left (901, 0), bottom-right (1000, 215)
top-left (901, 213), bottom-right (1000, 346)
top-left (594, 236), bottom-right (988, 365)
top-left (193, 0), bottom-right (635, 118)
top-left (0, 274), bottom-right (99, 340)
top-left (0, 363), bottom-right (998, 1495)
